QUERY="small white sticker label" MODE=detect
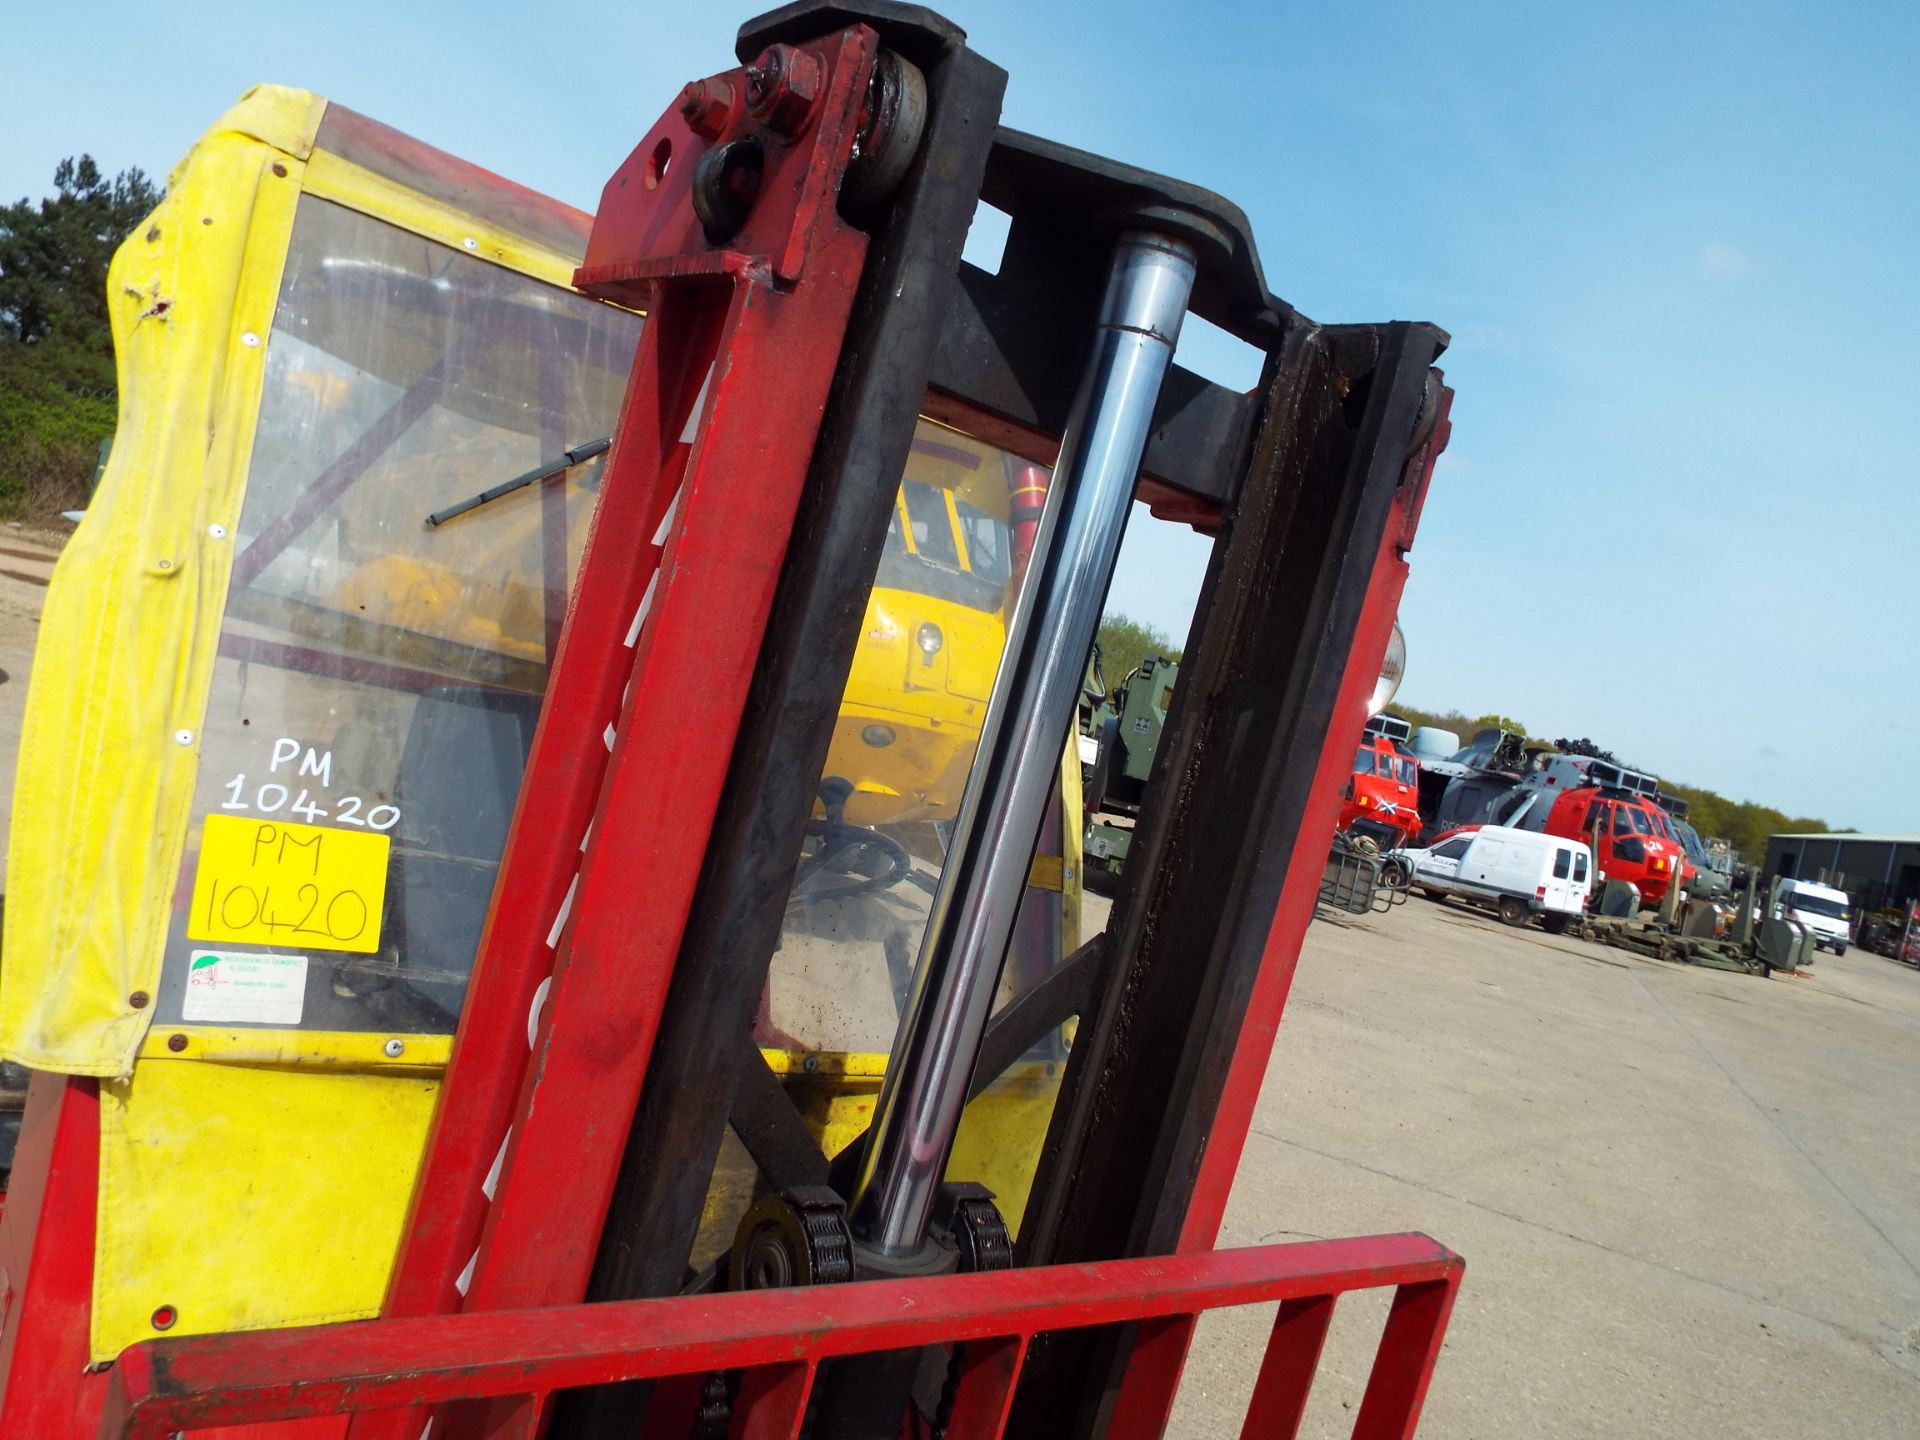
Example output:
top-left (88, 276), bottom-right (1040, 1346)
top-left (183, 950), bottom-right (308, 1025)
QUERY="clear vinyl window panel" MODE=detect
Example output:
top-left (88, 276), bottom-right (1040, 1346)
top-left (679, 418), bottom-right (1081, 1268)
top-left (154, 195), bottom-right (642, 1036)
top-left (742, 415), bottom-right (1215, 1249)
top-left (766, 420), bottom-right (1063, 1057)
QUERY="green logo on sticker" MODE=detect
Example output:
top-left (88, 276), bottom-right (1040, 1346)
top-left (190, 954), bottom-right (221, 972)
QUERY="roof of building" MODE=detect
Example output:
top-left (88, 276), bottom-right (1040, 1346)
top-left (1768, 834), bottom-right (1920, 845)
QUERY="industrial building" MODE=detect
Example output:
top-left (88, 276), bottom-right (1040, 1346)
top-left (1764, 833), bottom-right (1920, 915)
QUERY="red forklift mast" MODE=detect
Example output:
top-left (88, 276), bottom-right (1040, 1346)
top-left (13, 3), bottom-right (1460, 1436)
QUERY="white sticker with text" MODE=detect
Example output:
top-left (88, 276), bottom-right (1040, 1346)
top-left (182, 950), bottom-right (309, 1026)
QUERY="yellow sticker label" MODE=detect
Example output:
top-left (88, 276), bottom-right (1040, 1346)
top-left (187, 815), bottom-right (390, 955)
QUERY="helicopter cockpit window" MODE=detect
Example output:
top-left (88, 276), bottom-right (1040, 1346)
top-left (902, 480), bottom-right (962, 569)
top-left (956, 498), bottom-right (1011, 591)
top-left (875, 477), bottom-right (1012, 614)
top-left (1353, 747), bottom-right (1376, 776)
top-left (151, 195), bottom-right (641, 1036)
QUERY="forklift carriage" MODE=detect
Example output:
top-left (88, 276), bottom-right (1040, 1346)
top-left (0, 3), bottom-right (1459, 1436)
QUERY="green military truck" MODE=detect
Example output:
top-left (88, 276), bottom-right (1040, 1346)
top-left (1080, 654), bottom-right (1178, 891)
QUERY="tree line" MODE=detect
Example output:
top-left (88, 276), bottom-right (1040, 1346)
top-left (0, 156), bottom-right (161, 518)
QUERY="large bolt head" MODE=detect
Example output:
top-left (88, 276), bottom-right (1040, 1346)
top-left (677, 77), bottom-right (736, 140)
top-left (745, 43), bottom-right (823, 136)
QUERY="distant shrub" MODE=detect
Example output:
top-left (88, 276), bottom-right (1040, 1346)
top-left (0, 337), bottom-right (114, 518)
top-left (0, 154), bottom-right (159, 520)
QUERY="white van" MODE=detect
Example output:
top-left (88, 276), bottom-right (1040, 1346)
top-left (1771, 879), bottom-right (1852, 955)
top-left (1399, 825), bottom-right (1592, 932)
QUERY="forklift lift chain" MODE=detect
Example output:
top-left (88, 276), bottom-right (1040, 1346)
top-left (731, 1186), bottom-right (856, 1292)
top-left (720, 1182), bottom-right (1013, 1438)
top-left (937, 1183), bottom-right (1015, 1277)
top-left (693, 1373), bottom-right (735, 1440)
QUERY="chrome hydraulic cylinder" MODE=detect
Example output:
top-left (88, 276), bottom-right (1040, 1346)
top-left (850, 228), bottom-right (1199, 1255)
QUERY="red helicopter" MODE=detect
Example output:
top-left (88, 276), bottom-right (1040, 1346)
top-left (1340, 712), bottom-right (1422, 852)
top-left (1419, 735), bottom-right (1691, 908)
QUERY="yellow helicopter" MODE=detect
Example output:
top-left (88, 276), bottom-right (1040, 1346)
top-left (825, 422), bottom-right (1042, 829)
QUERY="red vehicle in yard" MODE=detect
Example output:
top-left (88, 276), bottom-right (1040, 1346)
top-left (1342, 713), bottom-right (1421, 851)
top-left (1503, 757), bottom-right (1690, 906)
top-left (1421, 738), bottom-right (1691, 909)
top-left (1556, 781), bottom-right (1693, 905)
top-left (0, 8), bottom-right (1468, 1436)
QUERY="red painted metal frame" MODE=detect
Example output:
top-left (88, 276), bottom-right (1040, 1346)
top-left (100, 1233), bottom-right (1462, 1440)
top-left (1177, 380), bottom-right (1454, 1258)
top-left (0, 1075), bottom-right (110, 1437)
top-left (348, 25), bottom-right (880, 1440)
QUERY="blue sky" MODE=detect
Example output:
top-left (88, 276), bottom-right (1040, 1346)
top-left (3, 1), bottom-right (1915, 828)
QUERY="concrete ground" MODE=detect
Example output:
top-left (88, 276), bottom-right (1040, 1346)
top-left (1147, 894), bottom-right (1920, 1438)
top-left (0, 529), bottom-right (61, 882)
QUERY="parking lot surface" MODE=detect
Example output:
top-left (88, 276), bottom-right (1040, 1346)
top-left (1159, 894), bottom-right (1920, 1438)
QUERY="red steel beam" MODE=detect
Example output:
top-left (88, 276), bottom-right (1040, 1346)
top-left (364, 309), bottom-right (705, 1330)
top-left (1239, 1294), bottom-right (1337, 1440)
top-left (1175, 381), bottom-right (1454, 1259)
top-left (457, 21), bottom-right (875, 1316)
top-left (1352, 1275), bottom-right (1462, 1440)
top-left (100, 1234), bottom-right (1462, 1440)
top-left (0, 1076), bottom-right (109, 1439)
top-left (352, 26), bottom-right (881, 1440)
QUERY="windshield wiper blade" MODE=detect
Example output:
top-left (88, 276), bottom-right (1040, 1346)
top-left (425, 436), bottom-right (612, 528)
